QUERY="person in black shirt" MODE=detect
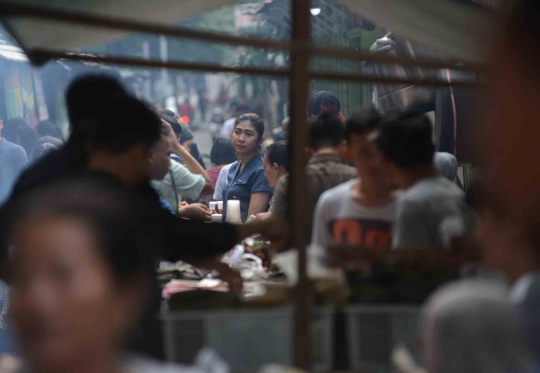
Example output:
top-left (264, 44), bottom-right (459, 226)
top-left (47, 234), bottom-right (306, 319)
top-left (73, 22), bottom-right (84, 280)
top-left (0, 78), bottom-right (287, 360)
top-left (0, 75), bottom-right (285, 264)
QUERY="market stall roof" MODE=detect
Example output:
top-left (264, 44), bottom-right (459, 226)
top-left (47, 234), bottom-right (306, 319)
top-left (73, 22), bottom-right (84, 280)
top-left (0, 0), bottom-right (496, 63)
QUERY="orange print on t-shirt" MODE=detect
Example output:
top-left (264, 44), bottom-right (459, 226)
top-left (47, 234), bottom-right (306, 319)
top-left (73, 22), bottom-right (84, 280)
top-left (331, 219), bottom-right (392, 249)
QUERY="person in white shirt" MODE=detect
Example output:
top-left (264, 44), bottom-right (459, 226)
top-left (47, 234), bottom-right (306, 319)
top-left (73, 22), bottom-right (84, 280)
top-left (213, 163), bottom-right (233, 201)
top-left (312, 106), bottom-right (396, 250)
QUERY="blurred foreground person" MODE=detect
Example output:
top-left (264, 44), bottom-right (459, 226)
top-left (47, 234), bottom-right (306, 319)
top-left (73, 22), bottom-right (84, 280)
top-left (378, 112), bottom-right (471, 249)
top-left (272, 113), bottom-right (357, 240)
top-left (6, 177), bottom-right (208, 373)
top-left (415, 280), bottom-right (531, 373)
top-left (312, 106), bottom-right (396, 250)
top-left (472, 180), bottom-right (540, 365)
top-left (475, 0), bottom-right (540, 366)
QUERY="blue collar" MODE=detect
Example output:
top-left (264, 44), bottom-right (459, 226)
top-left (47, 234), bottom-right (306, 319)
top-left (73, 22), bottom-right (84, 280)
top-left (229, 154), bottom-right (262, 182)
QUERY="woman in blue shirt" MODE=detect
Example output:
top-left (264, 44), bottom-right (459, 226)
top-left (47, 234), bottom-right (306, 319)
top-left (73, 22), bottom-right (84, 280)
top-left (223, 114), bottom-right (273, 222)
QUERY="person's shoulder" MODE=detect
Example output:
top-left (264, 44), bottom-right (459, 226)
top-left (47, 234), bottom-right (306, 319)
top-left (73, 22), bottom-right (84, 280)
top-left (10, 146), bottom-right (67, 195)
top-left (340, 163), bottom-right (358, 177)
top-left (2, 139), bottom-right (26, 156)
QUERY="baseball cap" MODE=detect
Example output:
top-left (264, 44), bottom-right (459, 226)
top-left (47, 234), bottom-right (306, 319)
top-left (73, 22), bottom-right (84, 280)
top-left (309, 91), bottom-right (341, 117)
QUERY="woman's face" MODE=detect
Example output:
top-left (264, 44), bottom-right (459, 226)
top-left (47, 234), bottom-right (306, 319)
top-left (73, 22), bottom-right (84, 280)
top-left (232, 121), bottom-right (260, 156)
top-left (10, 217), bottom-right (135, 370)
top-left (263, 152), bottom-right (280, 188)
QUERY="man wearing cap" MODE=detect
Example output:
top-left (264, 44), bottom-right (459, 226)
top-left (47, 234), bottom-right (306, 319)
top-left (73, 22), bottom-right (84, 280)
top-left (309, 91), bottom-right (346, 122)
top-left (271, 113), bottom-right (357, 242)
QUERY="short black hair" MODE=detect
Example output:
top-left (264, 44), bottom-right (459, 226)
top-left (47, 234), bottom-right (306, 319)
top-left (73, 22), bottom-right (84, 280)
top-left (378, 111), bottom-right (435, 168)
top-left (31, 141), bottom-right (59, 163)
top-left (266, 141), bottom-right (288, 171)
top-left (308, 112), bottom-right (345, 151)
top-left (179, 125), bottom-right (194, 145)
top-left (346, 106), bottom-right (383, 140)
top-left (210, 136), bottom-right (236, 166)
top-left (159, 109), bottom-right (179, 120)
top-left (66, 74), bottom-right (128, 133)
top-left (36, 136), bottom-right (64, 148)
top-left (36, 120), bottom-right (63, 140)
top-left (235, 113), bottom-right (265, 140)
top-left (159, 112), bottom-right (182, 136)
top-left (86, 97), bottom-right (161, 154)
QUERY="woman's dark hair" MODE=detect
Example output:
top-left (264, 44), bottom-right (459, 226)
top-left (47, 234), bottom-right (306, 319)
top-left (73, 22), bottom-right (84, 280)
top-left (8, 175), bottom-right (155, 285)
top-left (210, 136), bottom-right (237, 166)
top-left (14, 124), bottom-right (38, 157)
top-left (234, 113), bottom-right (265, 140)
top-left (36, 120), bottom-right (63, 140)
top-left (378, 111), bottom-right (435, 168)
top-left (266, 141), bottom-right (288, 171)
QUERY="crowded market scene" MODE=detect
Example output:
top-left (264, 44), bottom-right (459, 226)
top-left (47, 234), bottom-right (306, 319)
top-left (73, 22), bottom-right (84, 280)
top-left (0, 0), bottom-right (538, 372)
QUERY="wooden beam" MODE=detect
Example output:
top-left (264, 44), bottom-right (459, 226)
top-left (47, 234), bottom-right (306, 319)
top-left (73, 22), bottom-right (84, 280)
top-left (289, 0), bottom-right (311, 370)
top-left (28, 49), bottom-right (290, 78)
top-left (311, 70), bottom-right (483, 89)
top-left (0, 1), bottom-right (485, 73)
top-left (28, 49), bottom-right (481, 88)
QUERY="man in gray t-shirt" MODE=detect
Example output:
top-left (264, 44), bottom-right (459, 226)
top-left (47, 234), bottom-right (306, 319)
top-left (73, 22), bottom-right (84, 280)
top-left (378, 112), bottom-right (472, 249)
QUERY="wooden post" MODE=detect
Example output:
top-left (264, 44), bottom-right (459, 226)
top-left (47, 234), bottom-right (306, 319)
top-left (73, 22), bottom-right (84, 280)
top-left (288, 0), bottom-right (311, 369)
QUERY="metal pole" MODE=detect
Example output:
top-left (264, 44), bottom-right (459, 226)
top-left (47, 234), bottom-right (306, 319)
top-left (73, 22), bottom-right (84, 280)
top-left (288, 0), bottom-right (311, 369)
